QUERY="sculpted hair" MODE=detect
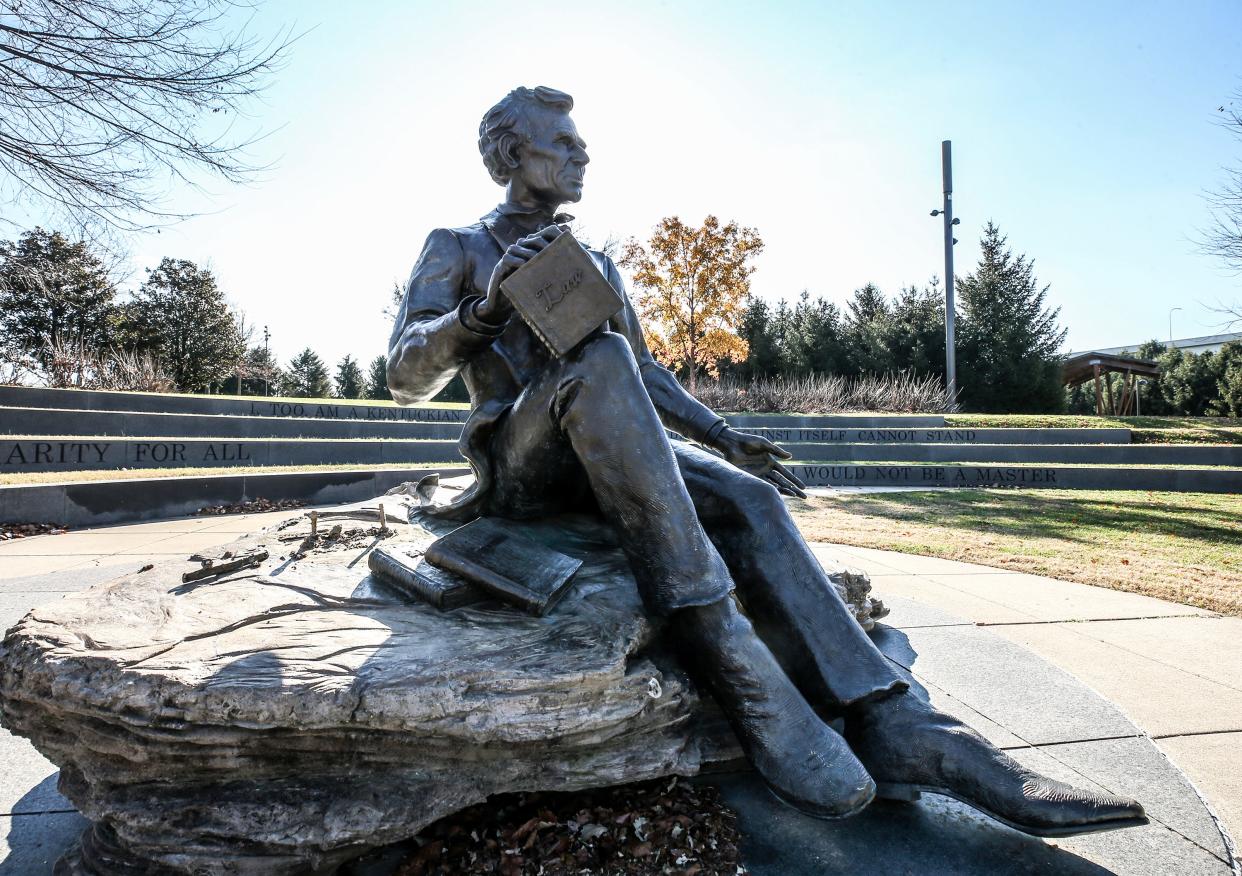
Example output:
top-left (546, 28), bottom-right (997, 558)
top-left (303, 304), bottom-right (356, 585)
top-left (479, 86), bottom-right (574, 185)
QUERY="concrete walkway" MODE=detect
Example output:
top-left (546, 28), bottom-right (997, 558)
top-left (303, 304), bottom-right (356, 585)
top-left (1, 512), bottom-right (1239, 873)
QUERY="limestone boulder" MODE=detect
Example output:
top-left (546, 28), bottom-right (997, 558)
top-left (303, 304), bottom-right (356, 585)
top-left (0, 494), bottom-right (741, 874)
top-left (0, 484), bottom-right (882, 875)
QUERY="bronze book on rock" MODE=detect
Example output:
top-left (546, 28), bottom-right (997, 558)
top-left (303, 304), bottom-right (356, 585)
top-left (500, 231), bottom-right (623, 357)
top-left (424, 517), bottom-right (583, 616)
top-left (368, 545), bottom-right (487, 610)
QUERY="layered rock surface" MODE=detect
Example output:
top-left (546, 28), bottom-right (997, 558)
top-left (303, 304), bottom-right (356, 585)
top-left (0, 483), bottom-right (884, 875)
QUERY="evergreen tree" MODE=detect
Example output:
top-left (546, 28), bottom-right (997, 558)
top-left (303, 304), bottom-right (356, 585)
top-left (120, 258), bottom-right (245, 392)
top-left (365, 354), bottom-right (392, 400)
top-left (728, 297), bottom-right (785, 380)
top-left (785, 291), bottom-right (849, 375)
top-left (956, 223), bottom-right (1066, 412)
top-left (220, 345), bottom-right (281, 396)
top-left (843, 283), bottom-right (892, 375)
top-left (282, 348), bottom-right (331, 398)
top-left (1214, 342), bottom-right (1242, 417)
top-left (0, 228), bottom-right (118, 369)
top-left (1131, 340), bottom-right (1171, 414)
top-left (882, 281), bottom-right (946, 378)
top-left (334, 354), bottom-right (364, 399)
top-left (1154, 348), bottom-right (1220, 416)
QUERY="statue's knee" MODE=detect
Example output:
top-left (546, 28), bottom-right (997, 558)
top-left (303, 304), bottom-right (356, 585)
top-left (734, 473), bottom-right (785, 518)
top-left (575, 331), bottom-right (638, 378)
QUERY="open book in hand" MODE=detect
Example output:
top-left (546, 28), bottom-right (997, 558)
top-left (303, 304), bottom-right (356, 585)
top-left (500, 230), bottom-right (623, 357)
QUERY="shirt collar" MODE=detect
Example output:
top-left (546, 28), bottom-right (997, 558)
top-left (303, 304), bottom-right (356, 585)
top-left (483, 201), bottom-right (575, 231)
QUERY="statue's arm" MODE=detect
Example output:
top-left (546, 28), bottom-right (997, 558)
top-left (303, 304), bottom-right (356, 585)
top-left (387, 229), bottom-right (505, 405)
top-left (601, 257), bottom-right (727, 445)
top-left (603, 256), bottom-right (808, 497)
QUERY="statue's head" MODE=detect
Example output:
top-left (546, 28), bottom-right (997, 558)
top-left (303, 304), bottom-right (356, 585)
top-left (479, 86), bottom-right (589, 205)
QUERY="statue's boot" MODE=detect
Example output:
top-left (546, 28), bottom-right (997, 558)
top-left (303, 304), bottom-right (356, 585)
top-left (848, 692), bottom-right (1147, 837)
top-left (677, 598), bottom-right (876, 819)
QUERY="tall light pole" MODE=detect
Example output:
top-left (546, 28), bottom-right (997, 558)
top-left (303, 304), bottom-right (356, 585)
top-left (930, 140), bottom-right (961, 406)
top-left (263, 325), bottom-right (271, 397)
top-left (1168, 307), bottom-right (1182, 350)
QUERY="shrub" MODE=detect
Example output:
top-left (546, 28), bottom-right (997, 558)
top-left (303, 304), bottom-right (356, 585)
top-left (688, 373), bottom-right (953, 414)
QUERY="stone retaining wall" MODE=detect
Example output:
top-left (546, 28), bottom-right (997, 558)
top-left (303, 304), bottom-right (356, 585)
top-left (784, 443), bottom-right (1241, 465)
top-left (0, 408), bottom-right (465, 439)
top-left (790, 463), bottom-right (1242, 492)
top-left (743, 427), bottom-right (1131, 445)
top-left (0, 438), bottom-right (464, 471)
top-left (0, 466), bottom-right (470, 526)
top-left (0, 385), bottom-right (467, 422)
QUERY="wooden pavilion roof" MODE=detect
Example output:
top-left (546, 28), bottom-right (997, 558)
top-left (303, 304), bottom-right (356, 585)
top-left (1062, 351), bottom-right (1160, 387)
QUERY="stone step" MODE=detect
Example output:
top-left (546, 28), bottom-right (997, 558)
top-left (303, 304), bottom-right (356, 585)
top-left (0, 438), bottom-right (465, 472)
top-left (0, 407), bottom-right (960, 439)
top-left (726, 414), bottom-right (946, 428)
top-left (0, 407), bottom-right (466, 439)
top-left (5, 436), bottom-right (1235, 474)
top-left (0, 387), bottom-right (949, 429)
top-left (0, 466), bottom-right (471, 527)
top-left (788, 462), bottom-right (1242, 493)
top-left (742, 426), bottom-right (1131, 445)
top-left (0, 385), bottom-right (468, 424)
top-left (3, 457), bottom-right (1239, 527)
top-left (783, 443), bottom-right (1242, 466)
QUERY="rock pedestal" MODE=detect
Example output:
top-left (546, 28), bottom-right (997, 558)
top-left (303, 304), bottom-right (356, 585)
top-left (0, 486), bottom-right (884, 875)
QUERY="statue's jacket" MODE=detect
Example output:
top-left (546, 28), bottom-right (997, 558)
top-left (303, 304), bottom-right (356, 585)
top-left (387, 206), bottom-right (725, 520)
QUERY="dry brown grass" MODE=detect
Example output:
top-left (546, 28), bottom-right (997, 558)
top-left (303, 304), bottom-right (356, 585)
top-left (788, 489), bottom-right (1242, 616)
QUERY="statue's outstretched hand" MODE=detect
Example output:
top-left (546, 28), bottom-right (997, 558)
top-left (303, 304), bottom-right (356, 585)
top-left (478, 225), bottom-right (565, 324)
top-left (713, 428), bottom-right (808, 499)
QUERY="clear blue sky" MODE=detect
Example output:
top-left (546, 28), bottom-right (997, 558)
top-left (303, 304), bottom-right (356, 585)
top-left (73, 1), bottom-right (1242, 367)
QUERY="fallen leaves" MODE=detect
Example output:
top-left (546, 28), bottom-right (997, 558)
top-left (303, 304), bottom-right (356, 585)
top-left (0, 523), bottom-right (66, 539)
top-left (196, 497), bottom-right (306, 516)
top-left (395, 776), bottom-right (746, 875)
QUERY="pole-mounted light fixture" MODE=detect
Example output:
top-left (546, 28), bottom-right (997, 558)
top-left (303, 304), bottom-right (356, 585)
top-left (931, 141), bottom-right (958, 406)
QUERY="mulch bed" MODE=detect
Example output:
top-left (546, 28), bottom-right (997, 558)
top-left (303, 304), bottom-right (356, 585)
top-left (196, 498), bottom-right (307, 516)
top-left (395, 777), bottom-right (746, 876)
top-left (0, 523), bottom-right (66, 540)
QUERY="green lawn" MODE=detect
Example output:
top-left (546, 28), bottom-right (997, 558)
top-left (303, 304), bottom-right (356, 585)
top-left (788, 488), bottom-right (1242, 616)
top-left (945, 414), bottom-right (1242, 445)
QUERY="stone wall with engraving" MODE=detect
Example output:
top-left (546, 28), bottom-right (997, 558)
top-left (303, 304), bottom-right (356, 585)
top-left (0, 408), bottom-right (466, 439)
top-left (0, 385), bottom-right (468, 423)
top-left (744, 427), bottom-right (1131, 445)
top-left (789, 463), bottom-right (1242, 493)
top-left (0, 439), bottom-right (464, 471)
top-left (780, 443), bottom-right (1241, 466)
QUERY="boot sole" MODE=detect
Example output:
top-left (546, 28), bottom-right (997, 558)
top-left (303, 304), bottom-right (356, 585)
top-left (765, 781), bottom-right (875, 821)
top-left (874, 782), bottom-right (1149, 838)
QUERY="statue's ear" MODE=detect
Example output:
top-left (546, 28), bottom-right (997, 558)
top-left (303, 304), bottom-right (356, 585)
top-left (497, 132), bottom-right (522, 174)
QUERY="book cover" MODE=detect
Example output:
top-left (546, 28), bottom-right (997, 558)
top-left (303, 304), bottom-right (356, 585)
top-left (424, 517), bottom-right (583, 616)
top-left (368, 545), bottom-right (487, 610)
top-left (500, 231), bottom-right (623, 357)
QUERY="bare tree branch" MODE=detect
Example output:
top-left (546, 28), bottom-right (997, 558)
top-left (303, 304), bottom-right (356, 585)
top-left (0, 0), bottom-right (293, 235)
top-left (1202, 89), bottom-right (1242, 275)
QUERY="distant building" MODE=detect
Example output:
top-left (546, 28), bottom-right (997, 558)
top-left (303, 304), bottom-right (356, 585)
top-left (1072, 331), bottom-right (1242, 358)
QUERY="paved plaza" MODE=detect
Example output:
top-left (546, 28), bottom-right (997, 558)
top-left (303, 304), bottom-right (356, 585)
top-left (1, 508), bottom-right (1239, 874)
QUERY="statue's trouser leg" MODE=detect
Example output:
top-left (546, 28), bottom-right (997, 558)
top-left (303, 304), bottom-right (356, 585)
top-left (671, 440), bottom-right (907, 710)
top-left (485, 333), bottom-right (876, 818)
top-left (488, 332), bottom-right (731, 613)
top-left (666, 445), bottom-right (1147, 836)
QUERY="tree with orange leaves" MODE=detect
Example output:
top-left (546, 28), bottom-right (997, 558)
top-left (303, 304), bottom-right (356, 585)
top-left (619, 215), bottom-right (763, 392)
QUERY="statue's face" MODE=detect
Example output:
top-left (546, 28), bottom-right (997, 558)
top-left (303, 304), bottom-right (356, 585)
top-left (514, 108), bottom-right (589, 204)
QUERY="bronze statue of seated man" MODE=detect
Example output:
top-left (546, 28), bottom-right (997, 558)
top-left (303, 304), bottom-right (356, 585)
top-left (386, 85), bottom-right (1145, 836)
